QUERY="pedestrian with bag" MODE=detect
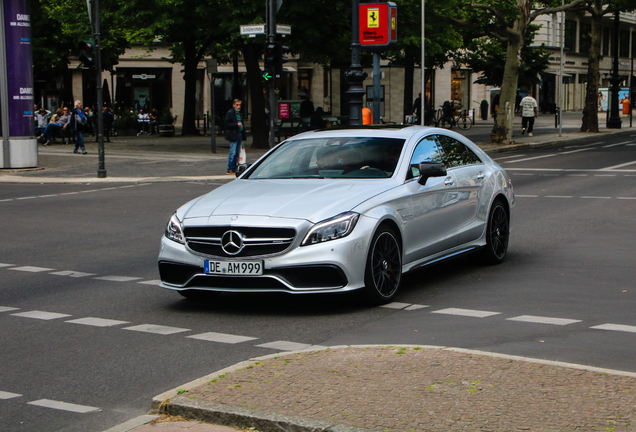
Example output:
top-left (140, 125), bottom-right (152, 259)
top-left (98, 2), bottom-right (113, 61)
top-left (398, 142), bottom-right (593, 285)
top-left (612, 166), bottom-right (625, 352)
top-left (520, 91), bottom-right (538, 137)
top-left (224, 99), bottom-right (246, 175)
top-left (70, 100), bottom-right (88, 154)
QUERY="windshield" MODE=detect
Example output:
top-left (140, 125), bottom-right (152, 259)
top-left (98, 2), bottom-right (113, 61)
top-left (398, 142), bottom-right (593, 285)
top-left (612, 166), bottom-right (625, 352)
top-left (247, 137), bottom-right (405, 179)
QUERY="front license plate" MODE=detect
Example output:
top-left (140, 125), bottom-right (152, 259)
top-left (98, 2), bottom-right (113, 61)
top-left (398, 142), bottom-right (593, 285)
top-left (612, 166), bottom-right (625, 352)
top-left (204, 260), bottom-right (263, 276)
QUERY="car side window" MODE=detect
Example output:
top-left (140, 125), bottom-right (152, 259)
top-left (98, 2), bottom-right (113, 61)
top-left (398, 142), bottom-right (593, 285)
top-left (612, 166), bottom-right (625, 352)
top-left (408, 136), bottom-right (443, 180)
top-left (435, 135), bottom-right (482, 168)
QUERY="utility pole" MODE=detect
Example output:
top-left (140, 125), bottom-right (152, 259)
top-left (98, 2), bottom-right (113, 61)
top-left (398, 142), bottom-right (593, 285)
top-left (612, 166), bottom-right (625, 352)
top-left (346, 0), bottom-right (368, 126)
top-left (607, 11), bottom-right (622, 129)
top-left (268, 0), bottom-right (276, 148)
top-left (92, 0), bottom-right (106, 177)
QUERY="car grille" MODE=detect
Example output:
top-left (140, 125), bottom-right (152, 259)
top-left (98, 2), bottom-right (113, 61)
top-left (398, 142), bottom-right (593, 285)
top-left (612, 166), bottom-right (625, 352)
top-left (183, 226), bottom-right (296, 258)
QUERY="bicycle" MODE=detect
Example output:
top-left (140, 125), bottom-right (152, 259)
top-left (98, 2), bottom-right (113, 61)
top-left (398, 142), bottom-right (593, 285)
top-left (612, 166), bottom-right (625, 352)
top-left (434, 107), bottom-right (473, 130)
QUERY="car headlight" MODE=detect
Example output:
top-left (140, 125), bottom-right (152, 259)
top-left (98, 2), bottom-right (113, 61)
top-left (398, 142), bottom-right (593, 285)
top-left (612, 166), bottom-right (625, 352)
top-left (165, 213), bottom-right (185, 244)
top-left (301, 212), bottom-right (360, 246)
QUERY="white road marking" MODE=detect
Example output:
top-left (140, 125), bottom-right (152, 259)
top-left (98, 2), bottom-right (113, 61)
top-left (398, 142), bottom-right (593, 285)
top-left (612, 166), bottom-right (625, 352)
top-left (561, 148), bottom-right (594, 155)
top-left (514, 195), bottom-right (539, 198)
top-left (581, 196), bottom-right (612, 199)
top-left (16, 196), bottom-right (37, 200)
top-left (617, 197), bottom-right (636, 200)
top-left (564, 141), bottom-right (604, 149)
top-left (0, 199), bottom-right (14, 202)
top-left (123, 324), bottom-right (190, 335)
top-left (507, 315), bottom-right (581, 326)
top-left (600, 160), bottom-right (636, 170)
top-left (38, 194), bottom-right (59, 198)
top-left (511, 173), bottom-right (534, 176)
top-left (0, 391), bottom-right (22, 399)
top-left (8, 266), bottom-right (54, 273)
top-left (27, 399), bottom-right (100, 413)
top-left (431, 308), bottom-right (501, 318)
top-left (603, 141), bottom-right (632, 148)
top-left (0, 306), bottom-right (19, 313)
top-left (504, 154), bottom-right (558, 163)
top-left (187, 332), bottom-right (257, 344)
top-left (93, 276), bottom-right (142, 282)
top-left (545, 196), bottom-right (573, 199)
top-left (59, 192), bottom-right (79, 195)
top-left (493, 154), bottom-right (526, 161)
top-left (0, 263), bottom-right (15, 267)
top-left (12, 311), bottom-right (71, 320)
top-left (594, 174), bottom-right (617, 177)
top-left (381, 302), bottom-right (413, 310)
top-left (591, 324), bottom-right (636, 333)
top-left (567, 174), bottom-right (588, 177)
top-left (66, 317), bottom-right (129, 327)
top-left (137, 280), bottom-right (162, 286)
top-left (256, 341), bottom-right (318, 351)
top-left (50, 270), bottom-right (95, 278)
top-left (404, 304), bottom-right (429, 311)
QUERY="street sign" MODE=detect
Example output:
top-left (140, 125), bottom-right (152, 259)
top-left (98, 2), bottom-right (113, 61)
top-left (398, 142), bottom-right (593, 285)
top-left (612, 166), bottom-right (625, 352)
top-left (240, 24), bottom-right (292, 36)
top-left (359, 2), bottom-right (397, 52)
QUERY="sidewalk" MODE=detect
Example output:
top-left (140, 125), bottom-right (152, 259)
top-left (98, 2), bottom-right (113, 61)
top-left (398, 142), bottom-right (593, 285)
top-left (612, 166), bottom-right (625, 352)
top-left (107, 345), bottom-right (636, 432)
top-left (1, 111), bottom-right (634, 184)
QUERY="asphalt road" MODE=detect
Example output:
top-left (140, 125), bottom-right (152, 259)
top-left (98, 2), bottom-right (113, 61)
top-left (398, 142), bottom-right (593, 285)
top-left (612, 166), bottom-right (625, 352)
top-left (1, 132), bottom-right (636, 432)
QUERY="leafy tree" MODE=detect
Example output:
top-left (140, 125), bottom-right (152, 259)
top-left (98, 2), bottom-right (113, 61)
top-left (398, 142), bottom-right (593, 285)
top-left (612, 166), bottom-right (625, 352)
top-left (438, 0), bottom-right (588, 144)
top-left (579, 0), bottom-right (636, 132)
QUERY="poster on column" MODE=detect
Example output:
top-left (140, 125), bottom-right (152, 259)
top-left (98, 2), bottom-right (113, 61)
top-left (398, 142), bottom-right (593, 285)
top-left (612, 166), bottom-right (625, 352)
top-left (4, 0), bottom-right (34, 137)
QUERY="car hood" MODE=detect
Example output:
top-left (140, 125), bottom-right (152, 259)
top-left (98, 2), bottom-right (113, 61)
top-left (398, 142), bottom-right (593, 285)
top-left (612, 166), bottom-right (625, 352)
top-left (182, 179), bottom-right (395, 223)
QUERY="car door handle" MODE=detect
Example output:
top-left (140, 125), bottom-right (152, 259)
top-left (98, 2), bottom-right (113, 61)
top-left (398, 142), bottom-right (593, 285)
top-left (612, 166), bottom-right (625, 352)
top-left (477, 172), bottom-right (485, 180)
top-left (444, 177), bottom-right (454, 186)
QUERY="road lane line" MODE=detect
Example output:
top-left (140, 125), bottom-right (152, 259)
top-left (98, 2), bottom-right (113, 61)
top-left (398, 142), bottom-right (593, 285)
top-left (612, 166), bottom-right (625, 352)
top-left (11, 311), bottom-right (71, 320)
top-left (50, 270), bottom-right (95, 278)
top-left (66, 317), bottom-right (129, 327)
top-left (0, 391), bottom-right (22, 399)
top-left (0, 306), bottom-right (19, 313)
top-left (431, 308), bottom-right (501, 318)
top-left (564, 141), bottom-right (604, 149)
top-left (617, 197), bottom-right (636, 200)
top-left (187, 332), bottom-right (258, 344)
top-left (27, 399), bottom-right (100, 413)
top-left (599, 160), bottom-right (636, 170)
top-left (603, 141), bottom-right (632, 148)
top-left (16, 196), bottom-right (37, 200)
top-left (404, 304), bottom-right (429, 310)
top-left (545, 196), bottom-right (573, 198)
top-left (515, 195), bottom-right (539, 198)
top-left (8, 266), bottom-right (54, 273)
top-left (93, 276), bottom-right (142, 282)
top-left (0, 263), bottom-right (15, 267)
top-left (561, 148), bottom-right (594, 155)
top-left (381, 302), bottom-right (413, 310)
top-left (493, 154), bottom-right (526, 161)
top-left (123, 324), bottom-right (190, 335)
top-left (507, 315), bottom-right (581, 326)
top-left (581, 196), bottom-right (612, 199)
top-left (137, 280), bottom-right (162, 286)
top-left (255, 341), bottom-right (325, 351)
top-left (504, 154), bottom-right (558, 163)
top-left (591, 324), bottom-right (636, 333)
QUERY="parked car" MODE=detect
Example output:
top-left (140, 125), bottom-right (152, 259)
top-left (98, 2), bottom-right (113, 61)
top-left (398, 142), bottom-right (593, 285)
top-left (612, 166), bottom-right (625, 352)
top-left (158, 125), bottom-right (514, 304)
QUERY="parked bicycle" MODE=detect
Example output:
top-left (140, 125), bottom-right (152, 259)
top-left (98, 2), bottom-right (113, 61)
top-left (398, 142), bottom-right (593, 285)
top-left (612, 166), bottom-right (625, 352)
top-left (433, 106), bottom-right (473, 130)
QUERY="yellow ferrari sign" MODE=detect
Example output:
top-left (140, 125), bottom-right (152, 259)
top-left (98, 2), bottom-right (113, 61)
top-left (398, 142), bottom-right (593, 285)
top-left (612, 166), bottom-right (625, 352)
top-left (367, 8), bottom-right (380, 28)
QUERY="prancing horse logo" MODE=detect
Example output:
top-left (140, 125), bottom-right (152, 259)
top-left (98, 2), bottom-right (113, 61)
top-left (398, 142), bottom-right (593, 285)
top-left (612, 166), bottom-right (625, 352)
top-left (221, 230), bottom-right (244, 255)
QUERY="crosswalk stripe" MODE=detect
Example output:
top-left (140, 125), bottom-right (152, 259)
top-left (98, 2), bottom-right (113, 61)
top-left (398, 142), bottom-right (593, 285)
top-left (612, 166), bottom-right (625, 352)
top-left (187, 332), bottom-right (257, 344)
top-left (0, 391), bottom-right (22, 399)
top-left (93, 276), bottom-right (142, 282)
top-left (122, 324), bottom-right (190, 335)
top-left (0, 263), bottom-right (15, 268)
top-left (137, 280), bottom-right (162, 286)
top-left (0, 306), bottom-right (19, 313)
top-left (66, 317), bottom-right (129, 327)
top-left (50, 270), bottom-right (96, 278)
top-left (8, 266), bottom-right (55, 273)
top-left (27, 399), bottom-right (100, 413)
top-left (507, 315), bottom-right (581, 326)
top-left (12, 311), bottom-right (71, 320)
top-left (591, 324), bottom-right (636, 333)
top-left (431, 308), bottom-right (501, 318)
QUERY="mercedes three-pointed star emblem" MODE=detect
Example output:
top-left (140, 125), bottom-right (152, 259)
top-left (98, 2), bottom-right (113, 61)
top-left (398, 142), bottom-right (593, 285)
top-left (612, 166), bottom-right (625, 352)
top-left (221, 230), bottom-right (244, 255)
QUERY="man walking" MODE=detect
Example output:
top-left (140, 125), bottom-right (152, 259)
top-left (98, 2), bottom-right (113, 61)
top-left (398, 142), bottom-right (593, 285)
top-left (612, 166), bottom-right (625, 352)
top-left (224, 99), bottom-right (246, 175)
top-left (520, 91), bottom-right (538, 137)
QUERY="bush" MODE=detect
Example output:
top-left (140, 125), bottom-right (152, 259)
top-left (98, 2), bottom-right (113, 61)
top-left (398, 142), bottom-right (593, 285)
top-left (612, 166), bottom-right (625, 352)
top-left (116, 110), bottom-right (138, 130)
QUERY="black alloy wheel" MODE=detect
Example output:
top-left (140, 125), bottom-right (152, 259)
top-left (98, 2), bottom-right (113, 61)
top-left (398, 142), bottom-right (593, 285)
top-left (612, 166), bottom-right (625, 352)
top-left (364, 226), bottom-right (402, 304)
top-left (480, 200), bottom-right (509, 264)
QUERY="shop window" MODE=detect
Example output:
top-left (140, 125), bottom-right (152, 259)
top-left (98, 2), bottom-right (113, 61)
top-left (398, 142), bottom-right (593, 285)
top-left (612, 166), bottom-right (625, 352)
top-left (619, 29), bottom-right (630, 58)
top-left (564, 20), bottom-right (577, 52)
top-left (451, 70), bottom-right (470, 112)
top-left (579, 23), bottom-right (591, 54)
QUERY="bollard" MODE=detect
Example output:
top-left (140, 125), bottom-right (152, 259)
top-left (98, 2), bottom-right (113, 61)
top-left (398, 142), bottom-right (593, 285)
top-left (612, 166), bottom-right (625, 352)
top-left (555, 107), bottom-right (560, 128)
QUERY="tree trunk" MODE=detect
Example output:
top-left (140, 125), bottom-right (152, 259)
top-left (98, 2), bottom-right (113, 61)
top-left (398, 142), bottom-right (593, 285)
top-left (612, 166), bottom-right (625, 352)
top-left (581, 0), bottom-right (602, 132)
top-left (403, 49), bottom-right (415, 120)
top-left (181, 38), bottom-right (200, 136)
top-left (243, 43), bottom-right (269, 149)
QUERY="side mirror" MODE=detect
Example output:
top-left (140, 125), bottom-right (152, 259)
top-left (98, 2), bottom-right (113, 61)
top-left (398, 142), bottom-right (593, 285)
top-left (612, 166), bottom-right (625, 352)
top-left (417, 162), bottom-right (447, 185)
top-left (235, 163), bottom-right (251, 177)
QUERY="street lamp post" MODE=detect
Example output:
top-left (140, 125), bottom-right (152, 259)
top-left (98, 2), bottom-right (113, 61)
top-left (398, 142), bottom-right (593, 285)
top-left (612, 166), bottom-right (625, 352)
top-left (607, 10), bottom-right (622, 129)
top-left (93, 0), bottom-right (106, 178)
top-left (205, 59), bottom-right (217, 153)
top-left (345, 0), bottom-right (368, 126)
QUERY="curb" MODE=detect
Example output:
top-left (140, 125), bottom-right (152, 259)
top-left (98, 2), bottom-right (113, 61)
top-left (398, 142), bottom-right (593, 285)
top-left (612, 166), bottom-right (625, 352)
top-left (102, 415), bottom-right (160, 432)
top-left (149, 344), bottom-right (636, 432)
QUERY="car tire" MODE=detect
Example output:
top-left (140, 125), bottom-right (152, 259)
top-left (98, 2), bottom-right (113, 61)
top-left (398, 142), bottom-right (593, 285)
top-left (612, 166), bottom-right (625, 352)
top-left (478, 200), bottom-right (510, 265)
top-left (178, 290), bottom-right (220, 301)
top-left (363, 226), bottom-right (402, 305)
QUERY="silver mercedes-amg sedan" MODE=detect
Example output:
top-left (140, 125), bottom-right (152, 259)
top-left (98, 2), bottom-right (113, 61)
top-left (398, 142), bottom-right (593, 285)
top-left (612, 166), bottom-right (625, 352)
top-left (158, 125), bottom-right (514, 304)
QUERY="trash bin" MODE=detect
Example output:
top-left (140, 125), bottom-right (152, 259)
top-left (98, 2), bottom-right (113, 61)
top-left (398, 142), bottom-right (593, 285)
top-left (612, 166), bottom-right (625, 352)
top-left (480, 100), bottom-right (488, 120)
top-left (623, 99), bottom-right (630, 115)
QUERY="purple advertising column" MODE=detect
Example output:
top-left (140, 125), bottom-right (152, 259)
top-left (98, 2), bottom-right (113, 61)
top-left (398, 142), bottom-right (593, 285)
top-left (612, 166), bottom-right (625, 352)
top-left (1, 0), bottom-right (37, 168)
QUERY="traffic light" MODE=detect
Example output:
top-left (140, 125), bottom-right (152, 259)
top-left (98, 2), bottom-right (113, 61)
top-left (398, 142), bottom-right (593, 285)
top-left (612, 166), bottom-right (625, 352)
top-left (274, 42), bottom-right (289, 77)
top-left (78, 39), bottom-right (95, 68)
top-left (264, 43), bottom-right (276, 73)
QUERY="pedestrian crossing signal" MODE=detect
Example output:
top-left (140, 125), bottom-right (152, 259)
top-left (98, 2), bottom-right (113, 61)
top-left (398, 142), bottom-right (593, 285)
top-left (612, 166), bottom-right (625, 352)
top-left (78, 40), bottom-right (95, 68)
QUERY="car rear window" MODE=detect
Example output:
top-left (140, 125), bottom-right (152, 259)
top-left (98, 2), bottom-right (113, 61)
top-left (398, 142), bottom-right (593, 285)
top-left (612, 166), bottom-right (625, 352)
top-left (247, 137), bottom-right (405, 179)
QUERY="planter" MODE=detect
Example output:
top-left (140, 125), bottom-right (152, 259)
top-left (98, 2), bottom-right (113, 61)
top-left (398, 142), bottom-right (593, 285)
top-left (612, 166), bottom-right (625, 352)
top-left (158, 124), bottom-right (175, 137)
